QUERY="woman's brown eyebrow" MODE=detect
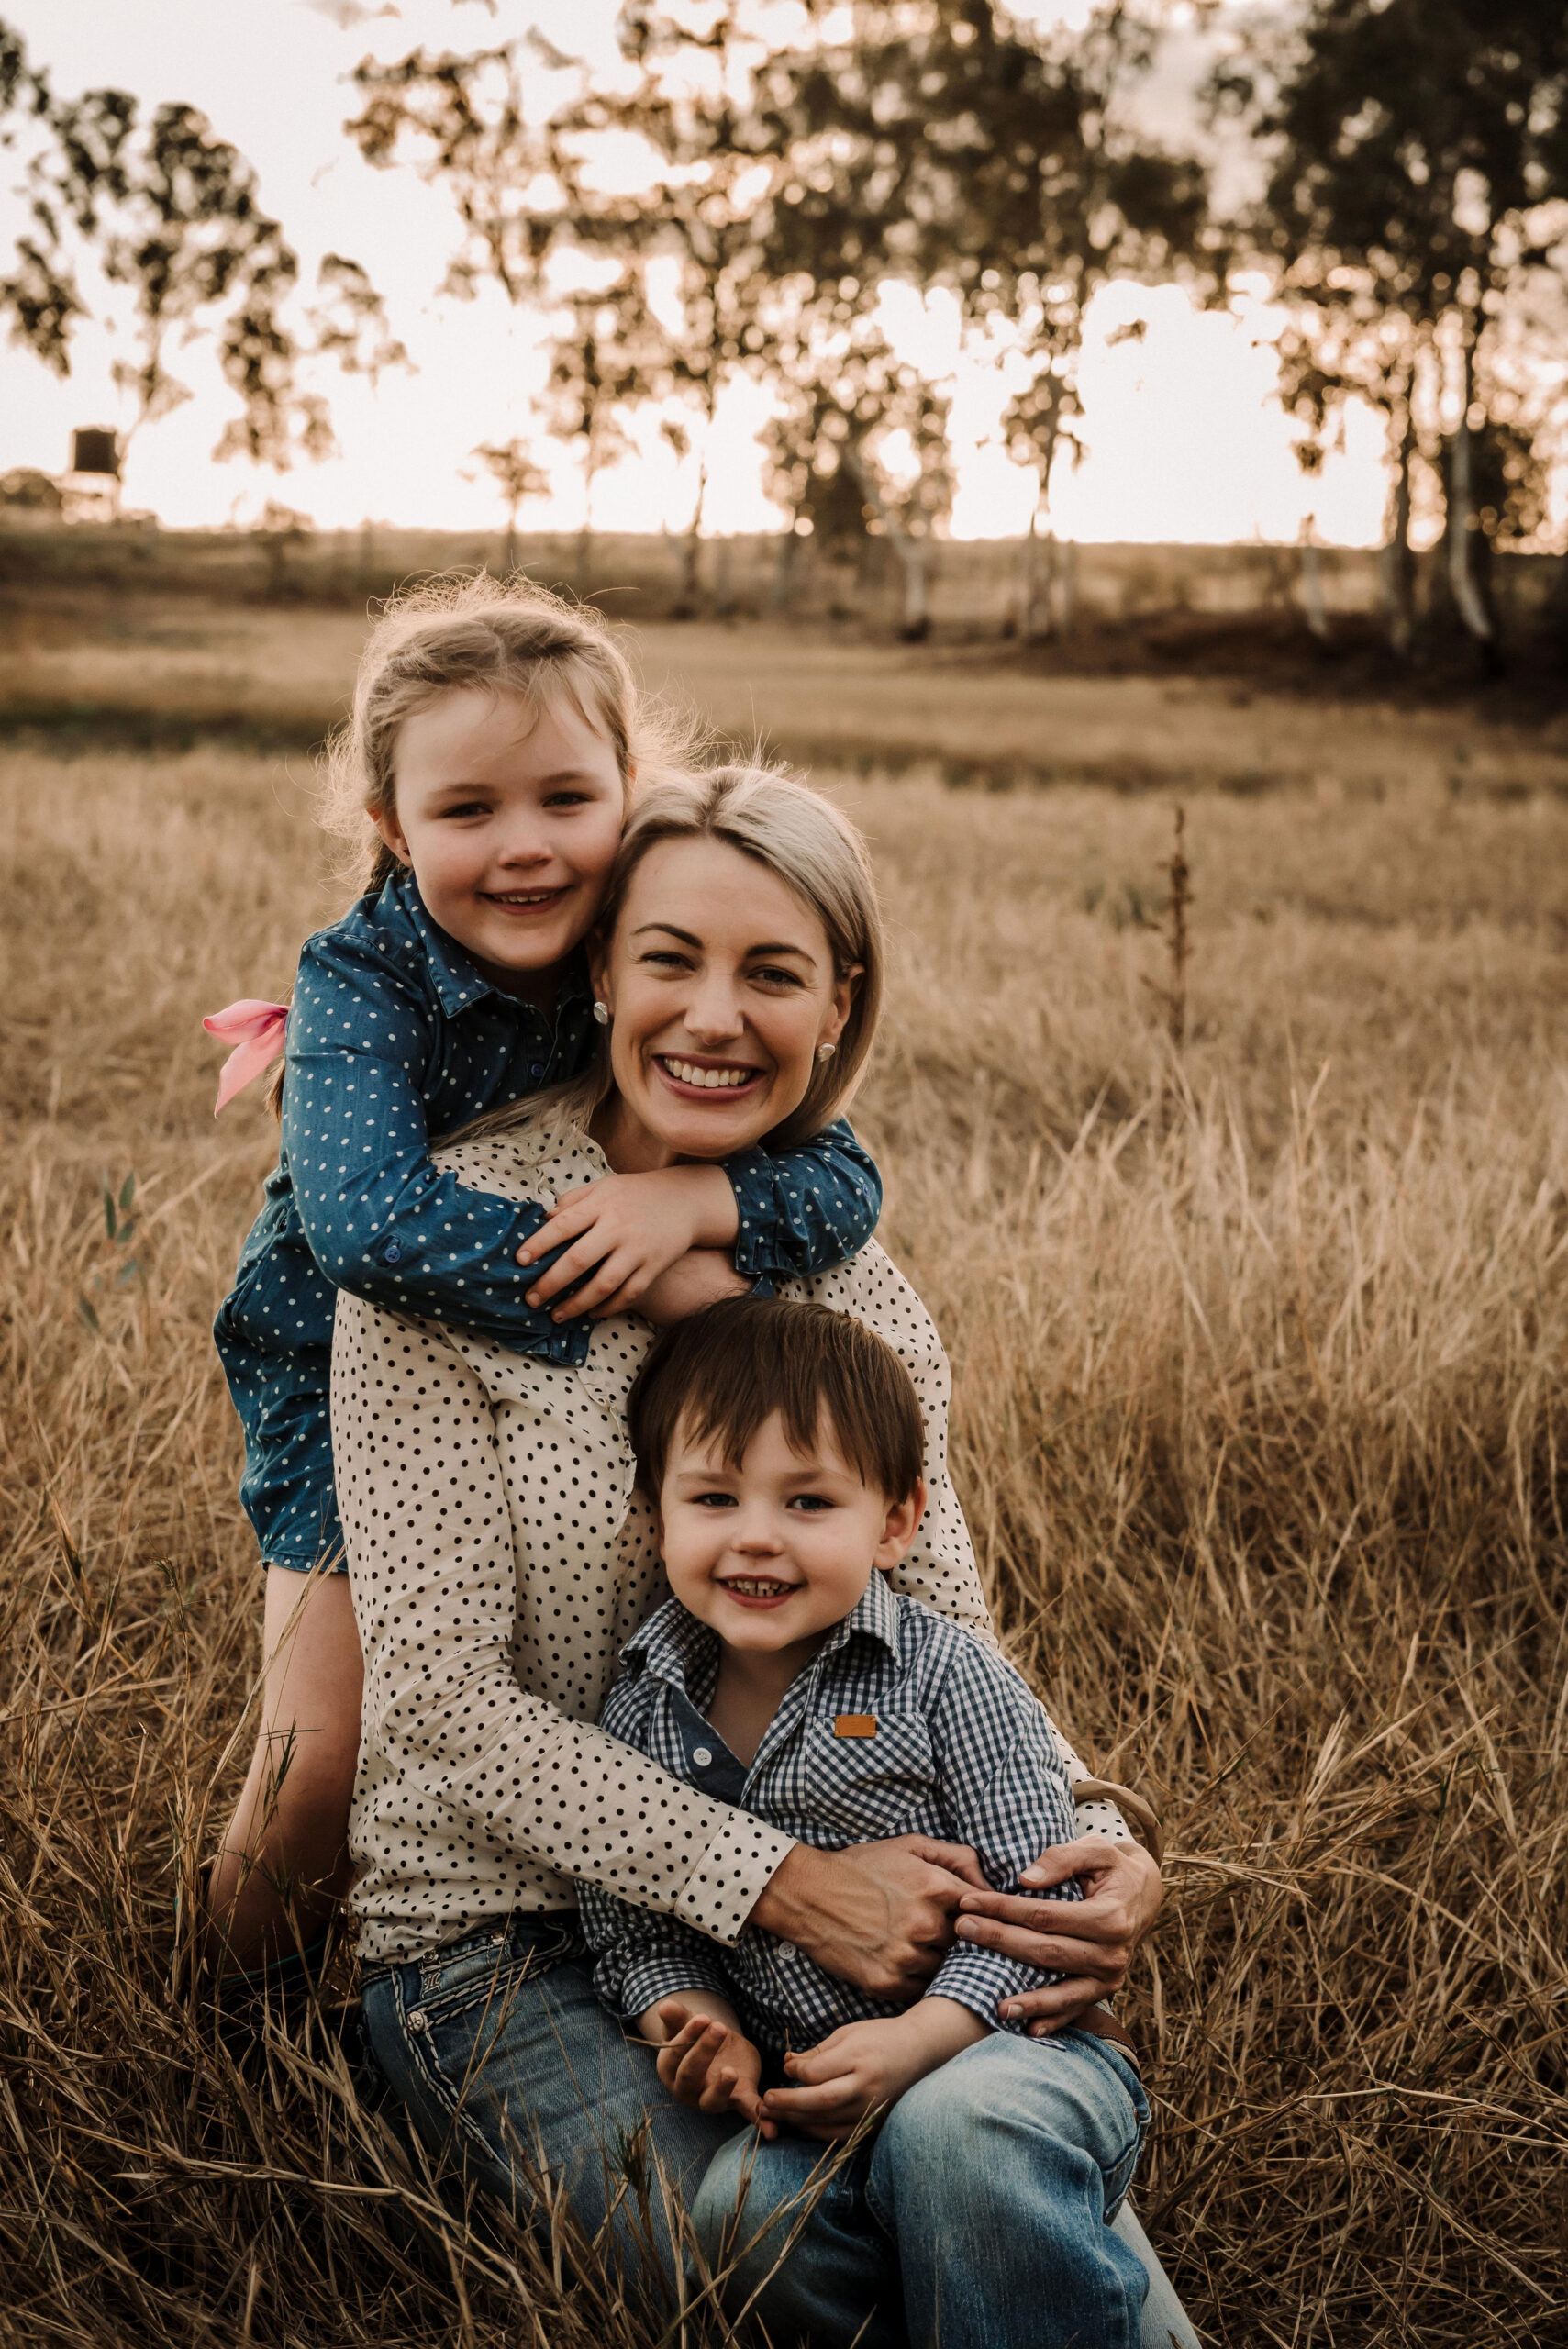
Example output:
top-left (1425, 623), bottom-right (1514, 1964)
top-left (630, 922), bottom-right (816, 963)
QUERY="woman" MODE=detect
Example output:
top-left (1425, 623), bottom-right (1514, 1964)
top-left (334, 768), bottom-right (1186, 2337)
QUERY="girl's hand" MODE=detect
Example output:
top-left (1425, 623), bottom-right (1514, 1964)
top-left (761, 2002), bottom-right (984, 2143)
top-left (650, 1998), bottom-right (774, 2136)
top-left (516, 1166), bottom-right (739, 1319)
top-left (951, 1835), bottom-right (1162, 2037)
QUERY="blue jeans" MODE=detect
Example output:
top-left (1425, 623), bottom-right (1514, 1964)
top-left (690, 2027), bottom-right (1151, 2349)
top-left (364, 1926), bottom-right (1192, 2345)
top-left (360, 1920), bottom-right (735, 2312)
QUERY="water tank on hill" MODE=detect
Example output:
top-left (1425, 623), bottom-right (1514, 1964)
top-left (70, 428), bottom-right (119, 478)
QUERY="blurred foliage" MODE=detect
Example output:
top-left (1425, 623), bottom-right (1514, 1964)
top-left (0, 17), bottom-right (400, 470)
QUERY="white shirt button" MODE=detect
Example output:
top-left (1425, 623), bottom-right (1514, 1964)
top-left (692, 1747), bottom-right (714, 1767)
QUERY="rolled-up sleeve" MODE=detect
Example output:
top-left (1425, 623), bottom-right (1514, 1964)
top-left (333, 1292), bottom-right (795, 1945)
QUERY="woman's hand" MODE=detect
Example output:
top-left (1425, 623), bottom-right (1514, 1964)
top-left (646, 1997), bottom-right (774, 2137)
top-left (951, 1835), bottom-right (1162, 2037)
top-left (516, 1166), bottom-right (738, 1319)
top-left (751, 1836), bottom-right (989, 2003)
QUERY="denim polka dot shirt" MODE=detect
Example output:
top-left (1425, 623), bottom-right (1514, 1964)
top-left (213, 869), bottom-right (883, 1572)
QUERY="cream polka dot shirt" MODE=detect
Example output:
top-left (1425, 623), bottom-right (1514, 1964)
top-left (333, 1110), bottom-right (1129, 1967)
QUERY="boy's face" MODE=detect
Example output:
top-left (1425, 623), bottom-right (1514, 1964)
top-left (377, 686), bottom-right (623, 993)
top-left (656, 1408), bottom-right (926, 1661)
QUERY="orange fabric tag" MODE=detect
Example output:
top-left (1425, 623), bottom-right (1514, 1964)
top-left (834, 1714), bottom-right (877, 1738)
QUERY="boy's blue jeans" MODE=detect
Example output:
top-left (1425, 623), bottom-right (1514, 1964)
top-left (691, 2026), bottom-right (1151, 2349)
top-left (361, 1921), bottom-right (1186, 2347)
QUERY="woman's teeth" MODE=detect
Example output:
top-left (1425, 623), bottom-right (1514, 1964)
top-left (663, 1059), bottom-right (755, 1090)
top-left (721, 1575), bottom-right (795, 1598)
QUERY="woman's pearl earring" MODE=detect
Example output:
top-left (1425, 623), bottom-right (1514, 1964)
top-left (592, 1000), bottom-right (610, 1027)
top-left (816, 1041), bottom-right (836, 1063)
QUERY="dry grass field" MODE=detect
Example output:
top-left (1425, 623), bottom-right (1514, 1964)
top-left (1, 601), bottom-right (1565, 2346)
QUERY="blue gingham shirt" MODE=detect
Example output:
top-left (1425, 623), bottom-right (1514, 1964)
top-left (213, 869), bottom-right (882, 1568)
top-left (580, 1572), bottom-right (1084, 2050)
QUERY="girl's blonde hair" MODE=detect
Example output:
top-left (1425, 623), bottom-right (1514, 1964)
top-left (268, 573), bottom-right (695, 1117)
top-left (317, 571), bottom-right (695, 896)
top-left (473, 763), bottom-right (885, 1153)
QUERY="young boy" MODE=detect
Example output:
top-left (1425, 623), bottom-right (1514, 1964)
top-left (578, 1297), bottom-right (1151, 2349)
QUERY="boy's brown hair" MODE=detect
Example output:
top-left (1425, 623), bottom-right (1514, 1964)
top-left (627, 1297), bottom-right (925, 1504)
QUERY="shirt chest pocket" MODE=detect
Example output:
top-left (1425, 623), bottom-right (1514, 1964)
top-left (795, 1709), bottom-right (940, 1840)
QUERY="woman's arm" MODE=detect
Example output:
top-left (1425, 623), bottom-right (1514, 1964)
top-left (333, 1290), bottom-right (793, 1942)
top-left (953, 1841), bottom-right (1163, 2033)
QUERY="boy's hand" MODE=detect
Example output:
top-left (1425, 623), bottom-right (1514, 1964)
top-left (648, 1998), bottom-right (775, 2137)
top-left (761, 2000), bottom-right (986, 2143)
top-left (517, 1166), bottom-right (739, 1319)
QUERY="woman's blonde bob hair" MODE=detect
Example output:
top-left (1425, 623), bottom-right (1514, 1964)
top-left (476, 764), bottom-right (885, 1153)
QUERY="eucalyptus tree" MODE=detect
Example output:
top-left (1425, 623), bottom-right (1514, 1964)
top-left (1218, 0), bottom-right (1568, 660)
top-left (0, 17), bottom-right (394, 474)
top-left (471, 436), bottom-right (550, 571)
top-left (758, 298), bottom-right (955, 632)
top-left (749, 0), bottom-right (1207, 636)
top-left (347, 38), bottom-right (675, 575)
top-left (542, 272), bottom-right (670, 576)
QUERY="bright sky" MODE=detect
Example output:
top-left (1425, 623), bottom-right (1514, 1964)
top-left (0, 0), bottom-right (1390, 544)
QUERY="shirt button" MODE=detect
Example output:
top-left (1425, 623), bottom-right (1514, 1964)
top-left (529, 1063), bottom-right (544, 1081)
top-left (692, 1747), bottom-right (714, 1768)
top-left (384, 1244), bottom-right (401, 1264)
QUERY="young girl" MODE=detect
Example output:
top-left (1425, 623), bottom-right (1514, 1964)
top-left (204, 576), bottom-right (882, 1974)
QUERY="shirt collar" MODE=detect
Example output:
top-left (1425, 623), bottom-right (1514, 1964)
top-left (622, 1572), bottom-right (903, 1694)
top-left (622, 1595), bottom-right (715, 1698)
top-left (389, 868), bottom-right (593, 1025)
top-left (820, 1569), bottom-right (904, 1662)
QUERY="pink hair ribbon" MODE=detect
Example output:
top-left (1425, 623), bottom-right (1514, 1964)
top-left (203, 1000), bottom-right (289, 1116)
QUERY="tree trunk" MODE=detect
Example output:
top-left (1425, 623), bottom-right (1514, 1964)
top-left (504, 513), bottom-right (518, 575)
top-left (1021, 506), bottom-right (1056, 642)
top-left (1446, 337), bottom-right (1496, 652)
top-left (678, 452), bottom-right (709, 614)
top-left (1381, 404), bottom-right (1415, 659)
top-left (1298, 522), bottom-right (1329, 643)
top-left (844, 446), bottom-right (929, 640)
top-left (897, 539), bottom-right (929, 640)
top-left (773, 528), bottom-right (798, 615)
top-left (1057, 534), bottom-right (1077, 635)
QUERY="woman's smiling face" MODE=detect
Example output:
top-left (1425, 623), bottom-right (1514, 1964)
top-left (591, 834), bottom-right (859, 1166)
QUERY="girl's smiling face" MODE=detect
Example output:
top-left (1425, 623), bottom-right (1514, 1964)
top-left (376, 685), bottom-right (625, 995)
top-left (590, 833), bottom-right (860, 1168)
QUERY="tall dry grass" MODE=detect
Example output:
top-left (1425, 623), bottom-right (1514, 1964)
top-left (1, 739), bottom-right (1564, 2344)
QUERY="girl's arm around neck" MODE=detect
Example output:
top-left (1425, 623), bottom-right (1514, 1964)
top-left (285, 925), bottom-right (590, 1358)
